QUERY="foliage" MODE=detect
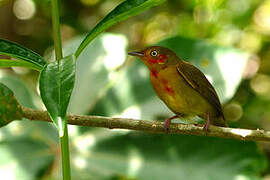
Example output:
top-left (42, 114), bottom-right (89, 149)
top-left (0, 39), bottom-right (46, 70)
top-left (39, 55), bottom-right (76, 131)
top-left (0, 0), bottom-right (269, 179)
top-left (79, 134), bottom-right (266, 180)
top-left (75, 0), bottom-right (166, 58)
top-left (0, 83), bottom-right (22, 127)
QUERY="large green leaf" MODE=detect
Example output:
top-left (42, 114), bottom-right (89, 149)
top-left (0, 39), bottom-right (46, 69)
top-left (75, 0), bottom-right (166, 58)
top-left (39, 55), bottom-right (76, 132)
top-left (0, 83), bottom-right (22, 127)
top-left (71, 131), bottom-right (266, 180)
top-left (0, 59), bottom-right (42, 71)
top-left (54, 33), bottom-right (127, 114)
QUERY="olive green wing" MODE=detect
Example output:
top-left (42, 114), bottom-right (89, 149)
top-left (176, 62), bottom-right (224, 118)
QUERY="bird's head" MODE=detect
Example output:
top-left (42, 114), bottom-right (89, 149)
top-left (128, 46), bottom-right (180, 71)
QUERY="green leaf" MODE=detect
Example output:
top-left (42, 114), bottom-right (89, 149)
top-left (0, 83), bottom-right (22, 127)
top-left (56, 34), bottom-right (127, 114)
top-left (0, 39), bottom-right (46, 69)
top-left (75, 0), bottom-right (166, 58)
top-left (39, 55), bottom-right (75, 132)
top-left (74, 132), bottom-right (266, 180)
top-left (0, 59), bottom-right (42, 71)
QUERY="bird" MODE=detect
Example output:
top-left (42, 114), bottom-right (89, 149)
top-left (128, 46), bottom-right (227, 131)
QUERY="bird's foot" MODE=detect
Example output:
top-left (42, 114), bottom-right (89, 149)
top-left (164, 115), bottom-right (178, 133)
top-left (203, 112), bottom-right (210, 132)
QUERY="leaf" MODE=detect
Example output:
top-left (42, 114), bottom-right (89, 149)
top-left (75, 0), bottom-right (166, 58)
top-left (39, 55), bottom-right (76, 132)
top-left (0, 59), bottom-right (42, 71)
top-left (0, 83), bottom-right (22, 127)
top-left (54, 34), bottom-right (127, 114)
top-left (0, 39), bottom-right (46, 69)
top-left (73, 132), bottom-right (266, 180)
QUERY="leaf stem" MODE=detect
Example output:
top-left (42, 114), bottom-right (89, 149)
top-left (51, 0), bottom-right (71, 179)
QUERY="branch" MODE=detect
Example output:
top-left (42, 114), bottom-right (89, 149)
top-left (21, 107), bottom-right (270, 141)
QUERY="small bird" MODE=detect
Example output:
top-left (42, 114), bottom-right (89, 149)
top-left (128, 46), bottom-right (227, 131)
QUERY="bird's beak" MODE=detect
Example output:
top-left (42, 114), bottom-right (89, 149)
top-left (128, 51), bottom-right (144, 57)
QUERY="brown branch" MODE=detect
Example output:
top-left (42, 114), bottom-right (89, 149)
top-left (21, 106), bottom-right (270, 141)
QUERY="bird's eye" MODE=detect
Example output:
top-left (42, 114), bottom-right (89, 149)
top-left (150, 50), bottom-right (158, 57)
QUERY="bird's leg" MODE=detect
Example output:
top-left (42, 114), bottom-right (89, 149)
top-left (164, 115), bottom-right (179, 132)
top-left (203, 112), bottom-right (210, 131)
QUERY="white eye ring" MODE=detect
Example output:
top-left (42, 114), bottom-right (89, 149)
top-left (150, 50), bottom-right (158, 57)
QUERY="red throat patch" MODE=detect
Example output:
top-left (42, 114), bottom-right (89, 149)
top-left (148, 54), bottom-right (167, 64)
top-left (150, 70), bottom-right (158, 78)
top-left (162, 80), bottom-right (174, 96)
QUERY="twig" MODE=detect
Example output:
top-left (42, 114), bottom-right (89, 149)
top-left (21, 106), bottom-right (270, 141)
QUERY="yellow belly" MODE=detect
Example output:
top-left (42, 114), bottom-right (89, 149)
top-left (150, 66), bottom-right (214, 117)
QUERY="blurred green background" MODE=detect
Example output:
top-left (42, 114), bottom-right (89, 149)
top-left (1, 0), bottom-right (270, 179)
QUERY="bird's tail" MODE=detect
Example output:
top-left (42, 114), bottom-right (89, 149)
top-left (212, 115), bottom-right (228, 127)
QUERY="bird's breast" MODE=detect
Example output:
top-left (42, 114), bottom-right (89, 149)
top-left (149, 66), bottom-right (212, 116)
top-left (150, 69), bottom-right (175, 97)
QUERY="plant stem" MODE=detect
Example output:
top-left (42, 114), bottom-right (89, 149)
top-left (60, 118), bottom-right (71, 180)
top-left (51, 0), bottom-right (63, 61)
top-left (51, 0), bottom-right (71, 179)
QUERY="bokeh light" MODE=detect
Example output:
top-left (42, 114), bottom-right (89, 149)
top-left (128, 149), bottom-right (143, 177)
top-left (254, 0), bottom-right (270, 34)
top-left (250, 74), bottom-right (270, 98)
top-left (103, 34), bottom-right (127, 70)
top-left (13, 0), bottom-right (35, 20)
top-left (118, 106), bottom-right (141, 119)
top-left (74, 133), bottom-right (96, 154)
top-left (74, 156), bottom-right (87, 169)
top-left (224, 102), bottom-right (243, 122)
top-left (242, 55), bottom-right (260, 78)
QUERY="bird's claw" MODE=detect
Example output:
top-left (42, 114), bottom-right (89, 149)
top-left (203, 112), bottom-right (210, 132)
top-left (163, 122), bottom-right (169, 133)
top-left (163, 115), bottom-right (179, 133)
